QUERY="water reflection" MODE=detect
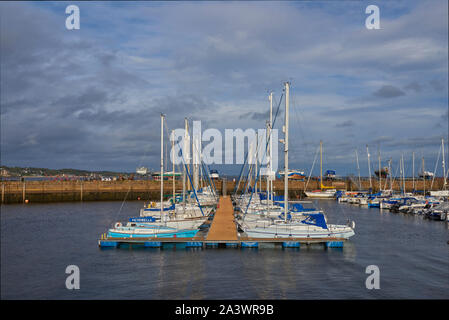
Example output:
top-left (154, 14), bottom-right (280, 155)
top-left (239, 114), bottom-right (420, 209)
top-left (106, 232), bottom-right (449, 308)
top-left (1, 200), bottom-right (448, 299)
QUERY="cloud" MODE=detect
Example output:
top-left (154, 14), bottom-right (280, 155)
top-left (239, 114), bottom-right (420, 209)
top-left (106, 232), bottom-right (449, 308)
top-left (404, 81), bottom-right (422, 92)
top-left (429, 78), bottom-right (446, 91)
top-left (239, 108), bottom-right (283, 121)
top-left (372, 85), bottom-right (406, 98)
top-left (0, 1), bottom-right (447, 175)
top-left (335, 120), bottom-right (355, 128)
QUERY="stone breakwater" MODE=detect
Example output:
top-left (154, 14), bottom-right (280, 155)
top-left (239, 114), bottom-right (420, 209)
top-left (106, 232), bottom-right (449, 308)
top-left (0, 178), bottom-right (445, 204)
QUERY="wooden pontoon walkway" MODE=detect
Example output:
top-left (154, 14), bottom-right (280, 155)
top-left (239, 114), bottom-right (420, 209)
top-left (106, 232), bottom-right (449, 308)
top-left (205, 196), bottom-right (238, 241)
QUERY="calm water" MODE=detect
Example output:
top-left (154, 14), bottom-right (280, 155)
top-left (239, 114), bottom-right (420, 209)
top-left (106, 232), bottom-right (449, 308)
top-left (1, 200), bottom-right (448, 299)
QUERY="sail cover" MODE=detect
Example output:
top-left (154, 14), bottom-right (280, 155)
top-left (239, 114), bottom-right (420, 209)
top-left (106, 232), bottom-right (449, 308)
top-left (301, 213), bottom-right (328, 229)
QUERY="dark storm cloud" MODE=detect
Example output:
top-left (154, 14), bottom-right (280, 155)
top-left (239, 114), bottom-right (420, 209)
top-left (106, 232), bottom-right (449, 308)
top-left (429, 78), bottom-right (446, 91)
top-left (404, 81), bottom-right (422, 92)
top-left (239, 105), bottom-right (284, 122)
top-left (1, 1), bottom-right (447, 175)
top-left (240, 110), bottom-right (269, 121)
top-left (335, 120), bottom-right (355, 128)
top-left (0, 2), bottom-right (162, 170)
top-left (372, 85), bottom-right (406, 99)
top-left (52, 87), bottom-right (112, 117)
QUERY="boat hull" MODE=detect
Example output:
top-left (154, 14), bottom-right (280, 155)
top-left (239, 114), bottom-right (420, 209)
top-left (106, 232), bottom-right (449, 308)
top-left (107, 229), bottom-right (199, 239)
top-left (244, 227), bottom-right (354, 239)
top-left (305, 191), bottom-right (336, 198)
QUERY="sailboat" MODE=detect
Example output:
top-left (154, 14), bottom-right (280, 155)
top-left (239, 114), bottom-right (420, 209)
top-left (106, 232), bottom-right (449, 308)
top-left (107, 114), bottom-right (212, 239)
top-left (238, 82), bottom-right (355, 239)
top-left (304, 141), bottom-right (336, 198)
top-left (430, 138), bottom-right (449, 197)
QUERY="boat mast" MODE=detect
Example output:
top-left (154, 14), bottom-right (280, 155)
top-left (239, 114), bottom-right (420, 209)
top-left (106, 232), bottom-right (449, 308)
top-left (199, 135), bottom-right (203, 190)
top-left (399, 155), bottom-right (403, 194)
top-left (187, 120), bottom-right (191, 192)
top-left (412, 152), bottom-right (415, 192)
top-left (193, 136), bottom-right (198, 191)
top-left (422, 157), bottom-right (425, 195)
top-left (388, 158), bottom-right (393, 192)
top-left (367, 145), bottom-right (372, 191)
top-left (183, 118), bottom-right (188, 211)
top-left (355, 149), bottom-right (361, 190)
top-left (401, 154), bottom-right (405, 195)
top-left (284, 82), bottom-right (290, 222)
top-left (378, 148), bottom-right (381, 192)
top-left (269, 92), bottom-right (273, 210)
top-left (266, 119), bottom-right (270, 213)
top-left (442, 138), bottom-right (446, 190)
top-left (172, 130), bottom-right (175, 203)
top-left (160, 114), bottom-right (165, 218)
top-left (255, 131), bottom-right (258, 195)
top-left (320, 140), bottom-right (323, 190)
top-left (266, 92), bottom-right (273, 214)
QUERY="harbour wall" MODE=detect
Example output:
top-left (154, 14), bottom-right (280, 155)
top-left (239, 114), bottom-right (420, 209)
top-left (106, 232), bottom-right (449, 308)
top-left (0, 178), bottom-right (446, 204)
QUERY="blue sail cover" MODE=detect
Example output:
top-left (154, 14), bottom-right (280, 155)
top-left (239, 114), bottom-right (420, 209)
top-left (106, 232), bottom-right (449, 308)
top-left (259, 193), bottom-right (284, 201)
top-left (301, 213), bottom-right (328, 229)
top-left (335, 190), bottom-right (345, 198)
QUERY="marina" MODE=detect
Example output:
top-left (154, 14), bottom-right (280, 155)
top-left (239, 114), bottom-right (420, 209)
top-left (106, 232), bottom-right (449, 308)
top-left (98, 196), bottom-right (347, 249)
top-left (97, 82), bottom-right (357, 250)
top-left (1, 1), bottom-right (448, 303)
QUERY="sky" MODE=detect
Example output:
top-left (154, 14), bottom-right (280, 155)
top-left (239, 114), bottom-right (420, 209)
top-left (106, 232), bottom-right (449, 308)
top-left (0, 0), bottom-right (448, 177)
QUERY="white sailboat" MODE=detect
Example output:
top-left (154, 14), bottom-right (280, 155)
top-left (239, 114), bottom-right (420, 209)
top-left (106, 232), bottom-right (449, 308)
top-left (239, 82), bottom-right (354, 239)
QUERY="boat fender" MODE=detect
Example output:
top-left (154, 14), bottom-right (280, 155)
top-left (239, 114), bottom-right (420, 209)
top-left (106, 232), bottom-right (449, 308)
top-left (351, 221), bottom-right (355, 229)
top-left (114, 222), bottom-right (122, 228)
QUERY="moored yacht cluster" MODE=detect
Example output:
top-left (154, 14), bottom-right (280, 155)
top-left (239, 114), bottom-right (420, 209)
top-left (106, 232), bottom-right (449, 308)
top-left (105, 115), bottom-right (219, 239)
top-left (231, 82), bottom-right (355, 240)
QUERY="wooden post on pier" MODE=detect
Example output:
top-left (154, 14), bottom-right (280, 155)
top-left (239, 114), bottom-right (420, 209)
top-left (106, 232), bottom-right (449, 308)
top-left (22, 181), bottom-right (26, 203)
top-left (80, 181), bottom-right (83, 202)
top-left (1, 183), bottom-right (4, 204)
